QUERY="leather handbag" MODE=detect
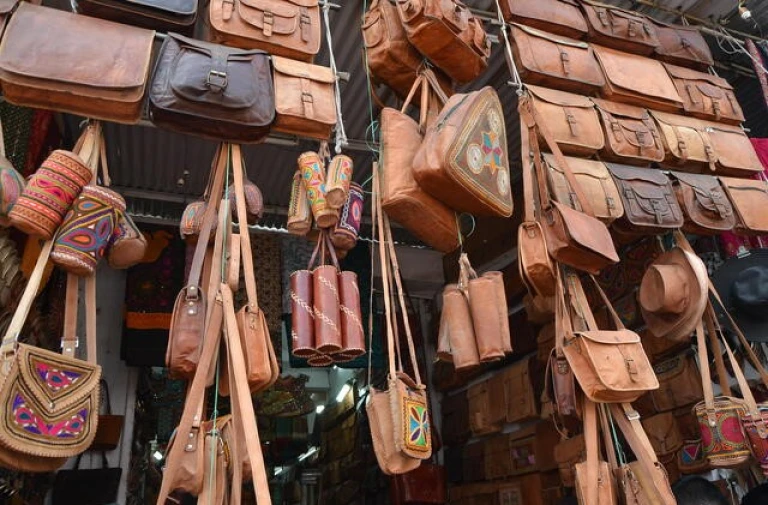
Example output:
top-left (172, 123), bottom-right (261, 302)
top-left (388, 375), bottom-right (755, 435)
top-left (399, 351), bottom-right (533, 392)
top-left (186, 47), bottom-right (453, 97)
top-left (52, 453), bottom-right (122, 505)
top-left (642, 412), bottom-right (684, 457)
top-left (650, 351), bottom-right (704, 413)
top-left (593, 45), bottom-right (683, 112)
top-left (108, 211), bottom-right (147, 269)
top-left (207, 0), bottom-right (321, 62)
top-left (510, 23), bottom-right (605, 95)
top-left (413, 86), bottom-right (513, 217)
top-left (0, 3), bottom-right (154, 124)
top-left (555, 434), bottom-right (585, 487)
top-left (77, 0), bottom-right (197, 34)
top-left (582, 0), bottom-right (659, 55)
top-left (503, 358), bottom-right (537, 423)
top-left (271, 56), bottom-right (336, 140)
top-left (527, 84), bottom-right (604, 157)
top-left (669, 172), bottom-right (735, 235)
top-left (467, 381), bottom-right (503, 436)
top-left (149, 33), bottom-right (275, 143)
top-left (391, 463), bottom-right (446, 504)
top-left (592, 99), bottom-right (664, 165)
top-left (396, 0), bottom-right (490, 84)
top-left (664, 63), bottom-right (744, 124)
top-left (298, 150), bottom-right (339, 228)
top-left (608, 163), bottom-right (683, 234)
top-left (543, 153), bottom-right (623, 224)
top-left (380, 72), bottom-right (459, 253)
top-left (499, 0), bottom-right (587, 40)
top-left (90, 380), bottom-right (125, 452)
top-left (719, 176), bottom-right (768, 235)
top-left (652, 20), bottom-right (713, 70)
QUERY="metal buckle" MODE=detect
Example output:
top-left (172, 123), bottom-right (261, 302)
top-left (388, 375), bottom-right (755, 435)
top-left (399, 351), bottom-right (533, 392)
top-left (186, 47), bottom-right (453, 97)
top-left (301, 92), bottom-right (314, 103)
top-left (625, 409), bottom-right (641, 421)
top-left (206, 70), bottom-right (228, 92)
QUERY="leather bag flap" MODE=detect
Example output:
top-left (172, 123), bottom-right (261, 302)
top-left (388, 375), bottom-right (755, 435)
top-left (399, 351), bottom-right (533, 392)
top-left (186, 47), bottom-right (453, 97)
top-left (573, 329), bottom-right (659, 391)
top-left (0, 0), bottom-right (16, 15)
top-left (273, 56), bottom-right (334, 83)
top-left (543, 153), bottom-right (611, 181)
top-left (592, 98), bottom-right (650, 121)
top-left (576, 329), bottom-right (640, 345)
top-left (527, 84), bottom-right (594, 109)
top-left (608, 163), bottom-right (669, 186)
top-left (551, 201), bottom-right (618, 263)
top-left (512, 23), bottom-right (589, 49)
top-left (594, 45), bottom-right (681, 104)
top-left (651, 110), bottom-right (702, 130)
top-left (123, 0), bottom-right (197, 16)
top-left (238, 0), bottom-right (314, 34)
top-left (664, 63), bottom-right (732, 89)
top-left (696, 83), bottom-right (727, 99)
top-left (707, 125), bottom-right (762, 172)
top-left (440, 0), bottom-right (469, 33)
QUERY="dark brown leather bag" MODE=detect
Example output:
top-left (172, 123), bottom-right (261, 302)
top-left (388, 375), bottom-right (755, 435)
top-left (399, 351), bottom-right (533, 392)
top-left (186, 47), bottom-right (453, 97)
top-left (499, 0), bottom-right (587, 40)
top-left (608, 164), bottom-right (684, 234)
top-left (468, 381), bottom-right (503, 436)
top-left (664, 63), bottom-right (744, 124)
top-left (503, 359), bottom-right (538, 423)
top-left (77, 0), bottom-right (197, 34)
top-left (582, 0), bottom-right (659, 55)
top-left (650, 351), bottom-right (703, 412)
top-left (669, 172), bottom-right (735, 235)
top-left (652, 20), bottom-right (713, 71)
top-left (396, 0), bottom-right (490, 84)
top-left (594, 44), bottom-right (683, 112)
top-left (720, 176), bottom-right (768, 235)
top-left (642, 412), bottom-right (684, 457)
top-left (592, 99), bottom-right (664, 165)
top-left (0, 3), bottom-right (154, 124)
top-left (510, 23), bottom-right (605, 95)
top-left (149, 33), bottom-right (275, 143)
top-left (391, 464), bottom-right (446, 504)
top-left (554, 434), bottom-right (585, 487)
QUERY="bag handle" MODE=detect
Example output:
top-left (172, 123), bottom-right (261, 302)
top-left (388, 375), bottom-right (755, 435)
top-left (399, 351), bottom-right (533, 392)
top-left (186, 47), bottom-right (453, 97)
top-left (695, 318), bottom-right (717, 428)
top-left (586, 274), bottom-right (626, 331)
top-left (582, 396), bottom-right (600, 505)
top-left (60, 273), bottom-right (98, 364)
top-left (703, 304), bottom-right (733, 396)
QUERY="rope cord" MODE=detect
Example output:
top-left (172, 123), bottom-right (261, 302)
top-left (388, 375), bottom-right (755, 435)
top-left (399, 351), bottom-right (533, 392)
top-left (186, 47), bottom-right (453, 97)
top-left (322, 2), bottom-right (348, 154)
top-left (492, 0), bottom-right (523, 93)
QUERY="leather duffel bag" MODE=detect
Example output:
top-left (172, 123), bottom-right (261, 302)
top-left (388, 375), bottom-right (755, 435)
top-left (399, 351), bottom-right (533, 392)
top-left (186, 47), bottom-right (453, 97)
top-left (664, 63), bottom-right (744, 124)
top-left (0, 3), bottom-right (154, 124)
top-left (669, 172), bottom-right (735, 235)
top-left (396, 0), bottom-right (490, 84)
top-left (149, 33), bottom-right (275, 143)
top-left (719, 176), bottom-right (768, 235)
top-left (592, 98), bottom-right (664, 165)
top-left (582, 0), bottom-right (660, 55)
top-left (499, 0), bottom-right (587, 40)
top-left (593, 45), bottom-right (683, 112)
top-left (510, 24), bottom-right (605, 95)
top-left (207, 0), bottom-right (321, 62)
top-left (527, 84), bottom-right (604, 157)
top-left (412, 86), bottom-right (513, 217)
top-left (608, 163), bottom-right (684, 234)
top-left (652, 20), bottom-right (713, 70)
top-left (271, 56), bottom-right (335, 140)
top-left (77, 0), bottom-right (197, 33)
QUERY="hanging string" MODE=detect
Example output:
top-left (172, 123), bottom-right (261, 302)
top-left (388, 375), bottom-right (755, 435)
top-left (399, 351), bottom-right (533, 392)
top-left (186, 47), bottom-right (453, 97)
top-left (493, 0), bottom-right (523, 93)
top-left (322, 1), bottom-right (348, 154)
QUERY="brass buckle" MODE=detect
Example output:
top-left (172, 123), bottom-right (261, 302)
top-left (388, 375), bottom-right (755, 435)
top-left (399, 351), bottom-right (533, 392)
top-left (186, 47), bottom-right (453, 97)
top-left (206, 70), bottom-right (228, 92)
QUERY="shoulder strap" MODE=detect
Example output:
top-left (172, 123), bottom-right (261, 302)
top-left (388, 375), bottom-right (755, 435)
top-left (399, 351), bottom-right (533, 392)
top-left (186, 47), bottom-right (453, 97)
top-left (695, 320), bottom-right (717, 427)
top-left (60, 274), bottom-right (97, 363)
top-left (231, 145), bottom-right (259, 311)
top-left (583, 396), bottom-right (599, 505)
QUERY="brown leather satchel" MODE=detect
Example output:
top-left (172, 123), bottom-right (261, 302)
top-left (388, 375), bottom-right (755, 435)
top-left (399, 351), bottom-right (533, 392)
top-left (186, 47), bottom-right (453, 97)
top-left (510, 24), bottom-right (605, 95)
top-left (582, 0), bottom-right (659, 55)
top-left (554, 434), bottom-right (585, 487)
top-left (649, 351), bottom-right (703, 412)
top-left (468, 381), bottom-right (503, 436)
top-left (652, 20), bottom-right (713, 70)
top-left (396, 0), bottom-right (490, 84)
top-left (594, 45), bottom-right (683, 112)
top-left (271, 56), bottom-right (336, 140)
top-left (413, 86), bottom-right (513, 217)
top-left (669, 172), bottom-right (735, 234)
top-left (664, 63), bottom-right (744, 124)
top-left (720, 176), bottom-right (768, 235)
top-left (574, 399), bottom-right (616, 505)
top-left (207, 0), bottom-right (321, 62)
top-left (149, 33), bottom-right (275, 143)
top-left (592, 99), bottom-right (664, 165)
top-left (503, 359), bottom-right (538, 423)
top-left (527, 84), bottom-right (604, 157)
top-left (642, 412), bottom-right (684, 457)
top-left (499, 0), bottom-right (587, 40)
top-left (77, 0), bottom-right (197, 34)
top-left (608, 164), bottom-right (684, 234)
top-left (0, 3), bottom-right (154, 124)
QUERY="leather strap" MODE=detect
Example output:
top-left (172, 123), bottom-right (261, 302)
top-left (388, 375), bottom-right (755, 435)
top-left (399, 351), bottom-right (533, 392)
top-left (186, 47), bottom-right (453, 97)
top-left (583, 396), bottom-right (599, 505)
top-left (231, 144), bottom-right (259, 311)
top-left (704, 303), bottom-right (733, 396)
top-left (695, 319), bottom-right (717, 429)
top-left (598, 402), bottom-right (620, 471)
top-left (59, 274), bottom-right (97, 363)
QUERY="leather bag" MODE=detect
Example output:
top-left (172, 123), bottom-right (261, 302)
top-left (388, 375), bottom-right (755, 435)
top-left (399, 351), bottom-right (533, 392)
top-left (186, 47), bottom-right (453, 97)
top-left (719, 176), bottom-right (768, 235)
top-left (582, 1), bottom-right (659, 55)
top-left (669, 171), bottom-right (735, 235)
top-left (499, 0), bottom-right (587, 40)
top-left (149, 33), bottom-right (275, 143)
top-left (90, 380), bottom-right (125, 452)
top-left (439, 283), bottom-right (480, 370)
top-left (468, 381), bottom-right (502, 436)
top-left (396, 0), bottom-right (490, 84)
top-left (608, 163), bottom-right (684, 234)
top-left (413, 86), bottom-right (513, 217)
top-left (642, 412), bottom-right (684, 457)
top-left (52, 453), bottom-right (122, 505)
top-left (510, 23), bottom-right (605, 95)
top-left (592, 99), bottom-right (664, 164)
top-left (271, 56), bottom-right (336, 140)
top-left (555, 434), bottom-right (585, 487)
top-left (649, 351), bottom-right (704, 413)
top-left (652, 20), bottom-right (713, 70)
top-left (109, 211), bottom-right (148, 269)
top-left (664, 63), bottom-right (744, 124)
top-left (593, 45), bottom-right (683, 112)
top-left (288, 171), bottom-right (313, 236)
top-left (391, 463), bottom-right (446, 504)
top-left (574, 399), bottom-right (617, 505)
top-left (207, 0), bottom-right (321, 61)
top-left (77, 0), bottom-right (197, 34)
top-left (0, 3), bottom-right (153, 124)
top-left (503, 359), bottom-right (537, 423)
top-left (460, 255), bottom-right (510, 361)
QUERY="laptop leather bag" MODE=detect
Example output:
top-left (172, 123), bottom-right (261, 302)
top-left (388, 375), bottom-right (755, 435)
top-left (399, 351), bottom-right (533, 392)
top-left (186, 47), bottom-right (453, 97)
top-left (669, 172), bottom-right (735, 235)
top-left (720, 176), bottom-right (768, 235)
top-left (592, 98), bottom-right (664, 165)
top-left (652, 20), bottom-right (713, 70)
top-left (499, 0), bottom-right (587, 40)
top-left (582, 0), bottom-right (659, 55)
top-left (77, 0), bottom-right (197, 34)
top-left (664, 63), bottom-right (744, 125)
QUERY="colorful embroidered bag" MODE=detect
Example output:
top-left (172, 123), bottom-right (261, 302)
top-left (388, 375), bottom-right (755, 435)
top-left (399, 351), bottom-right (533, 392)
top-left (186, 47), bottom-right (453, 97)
top-left (325, 153), bottom-right (353, 210)
top-left (331, 182), bottom-right (363, 251)
top-left (298, 150), bottom-right (338, 229)
top-left (0, 118), bottom-right (24, 227)
top-left (108, 210), bottom-right (148, 269)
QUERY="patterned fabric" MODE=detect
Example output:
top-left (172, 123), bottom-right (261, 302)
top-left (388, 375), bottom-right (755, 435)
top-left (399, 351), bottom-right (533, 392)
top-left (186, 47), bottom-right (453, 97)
top-left (0, 159), bottom-right (24, 226)
top-left (697, 401), bottom-right (751, 467)
top-left (235, 232), bottom-right (283, 345)
top-left (13, 393), bottom-right (87, 438)
top-left (742, 409), bottom-right (768, 476)
top-left (398, 386), bottom-right (431, 457)
top-left (326, 154), bottom-right (353, 207)
top-left (407, 400), bottom-right (429, 449)
top-left (331, 182), bottom-right (363, 251)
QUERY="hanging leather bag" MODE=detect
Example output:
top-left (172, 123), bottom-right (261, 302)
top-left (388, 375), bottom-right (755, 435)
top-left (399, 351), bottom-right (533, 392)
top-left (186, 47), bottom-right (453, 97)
top-left (664, 64), bottom-right (744, 124)
top-left (669, 172), bottom-right (735, 235)
top-left (52, 452), bottom-right (122, 505)
top-left (207, 0), bottom-right (321, 62)
top-left (649, 351), bottom-right (704, 413)
top-left (439, 283), bottom-right (480, 371)
top-left (592, 99), bottom-right (664, 164)
top-left (90, 380), bottom-right (125, 452)
top-left (719, 176), bottom-right (768, 235)
top-left (509, 23), bottom-right (605, 95)
top-left (641, 412), bottom-right (684, 457)
top-left (499, 0), bottom-right (587, 40)
top-left (581, 1), bottom-right (659, 55)
top-left (460, 254), bottom-right (510, 362)
top-left (574, 398), bottom-right (616, 505)
top-left (554, 434), bottom-right (585, 487)
top-left (77, 0), bottom-right (197, 34)
top-left (149, 33), bottom-right (275, 143)
top-left (652, 20), bottom-right (713, 70)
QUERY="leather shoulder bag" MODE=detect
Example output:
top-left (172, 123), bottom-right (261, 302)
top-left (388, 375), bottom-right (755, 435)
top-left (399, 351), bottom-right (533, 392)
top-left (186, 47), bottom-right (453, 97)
top-left (581, 0), bottom-right (659, 55)
top-left (704, 123), bottom-right (763, 177)
top-left (499, 0), bottom-right (587, 40)
top-left (0, 3), bottom-right (154, 124)
top-left (149, 33), bottom-right (275, 143)
top-left (77, 0), bottom-right (197, 34)
top-left (510, 23), bottom-right (605, 95)
top-left (664, 63), bottom-right (744, 124)
top-left (607, 163), bottom-right (684, 234)
top-left (593, 44), bottom-right (683, 112)
top-left (527, 84), bottom-right (604, 157)
top-left (641, 412), bottom-right (684, 457)
top-left (554, 434), bottom-right (585, 487)
top-left (649, 351), bottom-right (704, 413)
top-left (669, 171), bottom-right (735, 235)
top-left (652, 20), bottom-right (713, 70)
top-left (574, 398), bottom-right (616, 505)
top-left (207, 0), bottom-right (321, 62)
top-left (592, 98), bottom-right (664, 164)
top-left (719, 176), bottom-right (768, 235)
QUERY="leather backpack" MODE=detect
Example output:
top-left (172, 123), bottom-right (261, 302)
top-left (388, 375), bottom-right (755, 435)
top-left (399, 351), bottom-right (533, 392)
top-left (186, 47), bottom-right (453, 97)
top-left (77, 0), bottom-right (197, 34)
top-left (664, 63), bottom-right (744, 125)
top-left (582, 0), bottom-right (659, 55)
top-left (608, 164), bottom-right (684, 234)
top-left (719, 176), bottom-right (768, 235)
top-left (592, 98), bottom-right (664, 165)
top-left (499, 0), bottom-right (587, 40)
top-left (510, 23), bottom-right (605, 95)
top-left (669, 172), bottom-right (736, 235)
top-left (652, 20), bottom-right (713, 70)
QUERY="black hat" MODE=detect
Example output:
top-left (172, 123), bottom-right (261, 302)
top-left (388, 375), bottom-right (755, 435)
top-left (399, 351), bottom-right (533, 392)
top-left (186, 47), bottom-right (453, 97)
top-left (711, 249), bottom-right (768, 343)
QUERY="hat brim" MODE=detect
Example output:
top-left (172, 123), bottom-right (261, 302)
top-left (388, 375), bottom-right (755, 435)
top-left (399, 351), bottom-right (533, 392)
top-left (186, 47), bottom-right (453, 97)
top-left (641, 248), bottom-right (708, 341)
top-left (711, 249), bottom-right (768, 343)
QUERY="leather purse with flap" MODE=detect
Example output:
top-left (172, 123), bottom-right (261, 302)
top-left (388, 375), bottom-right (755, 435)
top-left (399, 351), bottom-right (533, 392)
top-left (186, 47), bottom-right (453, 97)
top-left (720, 176), bottom-right (768, 235)
top-left (510, 23), bottom-right (605, 95)
top-left (592, 99), bottom-right (664, 165)
top-left (503, 358), bottom-right (538, 424)
top-left (669, 172), bottom-right (735, 235)
top-left (77, 0), bottom-right (197, 34)
top-left (499, 0), bottom-right (587, 40)
top-left (664, 63), bottom-right (744, 124)
top-left (0, 3), bottom-right (154, 124)
top-left (608, 163), bottom-right (684, 234)
top-left (642, 412), bottom-right (684, 457)
top-left (652, 20), bottom-right (713, 70)
top-left (650, 351), bottom-right (704, 412)
top-left (582, 0), bottom-right (659, 55)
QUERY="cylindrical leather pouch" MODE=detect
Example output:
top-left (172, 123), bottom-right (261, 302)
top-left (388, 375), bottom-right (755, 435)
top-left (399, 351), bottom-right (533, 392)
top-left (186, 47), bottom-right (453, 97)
top-left (0, 156), bottom-right (24, 227)
top-left (290, 269), bottom-right (316, 358)
top-left (9, 150), bottom-right (92, 239)
top-left (331, 182), bottom-right (363, 251)
top-left (51, 185), bottom-right (126, 276)
top-left (298, 151), bottom-right (338, 228)
top-left (467, 274), bottom-right (505, 362)
top-left (694, 397), bottom-right (750, 468)
top-left (338, 270), bottom-right (365, 359)
top-left (108, 210), bottom-right (147, 269)
top-left (288, 171), bottom-right (313, 236)
top-left (325, 154), bottom-right (353, 209)
top-left (442, 284), bottom-right (479, 371)
top-left (482, 271), bottom-right (512, 354)
top-left (313, 264), bottom-right (342, 354)
top-left (308, 354), bottom-right (334, 367)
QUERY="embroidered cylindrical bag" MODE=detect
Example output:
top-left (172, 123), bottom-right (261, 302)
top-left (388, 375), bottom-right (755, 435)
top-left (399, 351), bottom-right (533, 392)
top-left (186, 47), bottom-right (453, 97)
top-left (288, 171), bottom-right (312, 236)
top-left (337, 270), bottom-right (365, 360)
top-left (298, 151), bottom-right (338, 228)
top-left (290, 269), bottom-right (316, 358)
top-left (179, 201), bottom-right (210, 243)
top-left (331, 182), bottom-right (363, 251)
top-left (229, 177), bottom-right (263, 224)
top-left (9, 150), bottom-right (92, 239)
top-left (0, 157), bottom-right (24, 227)
top-left (313, 264), bottom-right (342, 354)
top-left (695, 398), bottom-right (750, 468)
top-left (108, 211), bottom-right (147, 269)
top-left (325, 154), bottom-right (353, 209)
top-left (51, 185), bottom-right (126, 276)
